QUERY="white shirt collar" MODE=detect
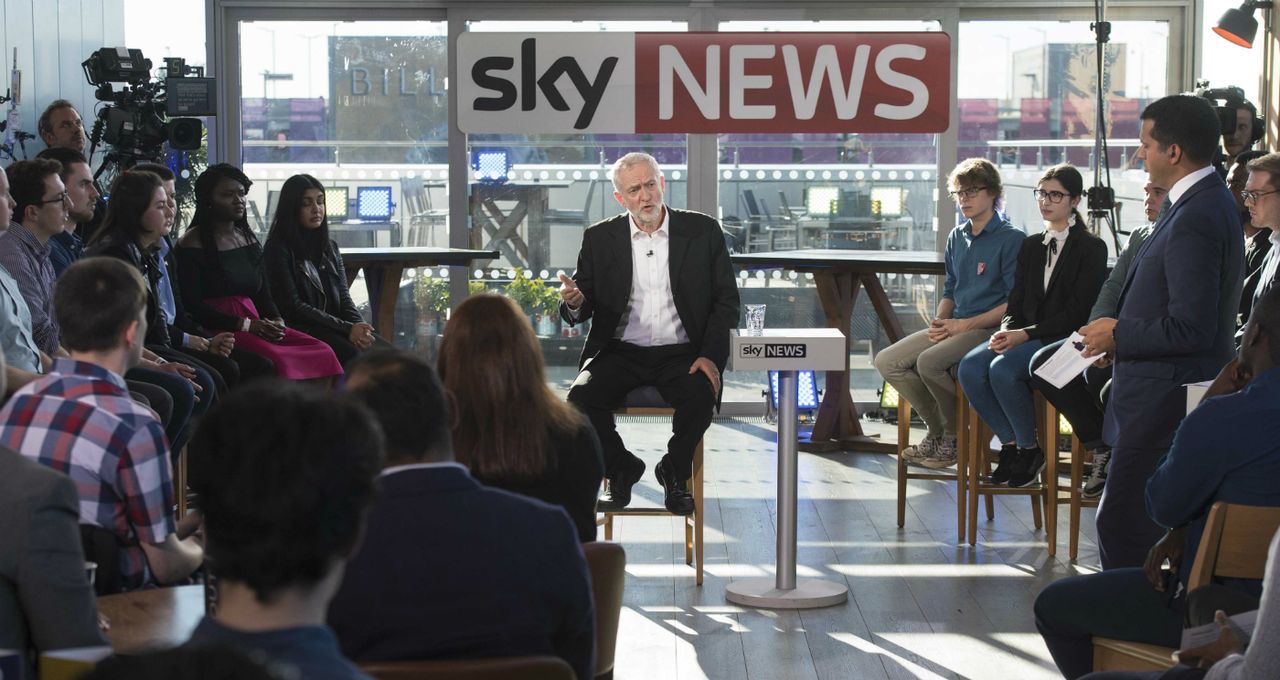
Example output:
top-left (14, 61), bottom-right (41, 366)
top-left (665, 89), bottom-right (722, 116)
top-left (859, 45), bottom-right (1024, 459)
top-left (1166, 166), bottom-right (1217, 208)
top-left (1042, 227), bottom-right (1069, 246)
top-left (379, 461), bottom-right (468, 478)
top-left (1270, 229), bottom-right (1280, 247)
top-left (629, 205), bottom-right (670, 240)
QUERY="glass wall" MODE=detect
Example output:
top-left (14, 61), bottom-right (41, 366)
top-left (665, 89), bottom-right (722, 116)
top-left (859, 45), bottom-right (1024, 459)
top-left (958, 20), bottom-right (1170, 244)
top-left (717, 20), bottom-right (945, 406)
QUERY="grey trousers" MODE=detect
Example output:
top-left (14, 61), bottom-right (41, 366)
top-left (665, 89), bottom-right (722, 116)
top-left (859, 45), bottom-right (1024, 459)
top-left (873, 326), bottom-right (993, 438)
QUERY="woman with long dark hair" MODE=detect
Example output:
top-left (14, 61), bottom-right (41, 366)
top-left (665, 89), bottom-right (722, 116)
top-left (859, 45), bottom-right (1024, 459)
top-left (438, 294), bottom-right (604, 541)
top-left (264, 174), bottom-right (384, 365)
top-left (175, 164), bottom-right (341, 381)
top-left (957, 164), bottom-right (1108, 488)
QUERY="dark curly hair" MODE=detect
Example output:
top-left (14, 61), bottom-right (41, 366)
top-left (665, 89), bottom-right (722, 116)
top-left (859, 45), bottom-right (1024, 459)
top-left (189, 380), bottom-right (385, 603)
top-left (187, 163), bottom-right (258, 268)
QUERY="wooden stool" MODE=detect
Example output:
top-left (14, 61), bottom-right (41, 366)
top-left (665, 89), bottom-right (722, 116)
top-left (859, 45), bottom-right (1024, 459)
top-left (896, 377), bottom-right (971, 543)
top-left (1040, 400), bottom-right (1099, 561)
top-left (965, 394), bottom-right (1055, 554)
top-left (599, 387), bottom-right (705, 586)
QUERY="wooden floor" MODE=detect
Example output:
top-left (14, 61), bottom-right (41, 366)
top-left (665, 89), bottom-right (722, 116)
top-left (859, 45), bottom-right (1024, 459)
top-left (607, 417), bottom-right (1100, 680)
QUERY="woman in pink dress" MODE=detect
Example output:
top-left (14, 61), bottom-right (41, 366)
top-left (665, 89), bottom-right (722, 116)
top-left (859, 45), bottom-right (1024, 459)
top-left (175, 164), bottom-right (342, 381)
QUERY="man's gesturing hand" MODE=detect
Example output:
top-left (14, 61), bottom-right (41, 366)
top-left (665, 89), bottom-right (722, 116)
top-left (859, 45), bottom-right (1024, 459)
top-left (689, 357), bottom-right (721, 398)
top-left (558, 273), bottom-right (584, 309)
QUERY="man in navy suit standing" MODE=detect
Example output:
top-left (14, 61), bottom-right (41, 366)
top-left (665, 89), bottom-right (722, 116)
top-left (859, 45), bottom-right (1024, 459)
top-left (1077, 95), bottom-right (1244, 570)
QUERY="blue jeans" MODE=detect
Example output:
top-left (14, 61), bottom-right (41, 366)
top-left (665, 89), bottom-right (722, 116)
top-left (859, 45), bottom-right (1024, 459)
top-left (957, 338), bottom-right (1044, 448)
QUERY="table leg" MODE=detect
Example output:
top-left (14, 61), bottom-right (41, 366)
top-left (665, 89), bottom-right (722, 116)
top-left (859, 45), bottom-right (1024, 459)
top-left (362, 264), bottom-right (404, 339)
top-left (724, 370), bottom-right (848, 609)
top-left (804, 270), bottom-right (893, 454)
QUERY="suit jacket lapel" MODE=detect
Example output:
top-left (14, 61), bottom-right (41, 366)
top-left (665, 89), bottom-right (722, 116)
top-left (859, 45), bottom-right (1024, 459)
top-left (667, 209), bottom-right (690, 296)
top-left (609, 216), bottom-right (633, 308)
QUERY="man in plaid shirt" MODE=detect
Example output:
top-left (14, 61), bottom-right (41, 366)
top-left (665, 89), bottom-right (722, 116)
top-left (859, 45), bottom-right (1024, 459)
top-left (0, 257), bottom-right (202, 590)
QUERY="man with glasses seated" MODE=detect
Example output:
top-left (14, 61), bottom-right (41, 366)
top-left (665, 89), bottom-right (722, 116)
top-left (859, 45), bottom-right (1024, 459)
top-left (0, 159), bottom-right (72, 358)
top-left (874, 158), bottom-right (1023, 469)
top-left (1240, 153), bottom-right (1280, 330)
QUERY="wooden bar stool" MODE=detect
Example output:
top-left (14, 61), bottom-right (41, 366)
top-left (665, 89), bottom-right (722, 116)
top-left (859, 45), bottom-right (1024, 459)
top-left (598, 387), bottom-right (705, 585)
top-left (1039, 399), bottom-right (1099, 562)
top-left (895, 376), bottom-right (972, 543)
top-left (965, 394), bottom-right (1055, 554)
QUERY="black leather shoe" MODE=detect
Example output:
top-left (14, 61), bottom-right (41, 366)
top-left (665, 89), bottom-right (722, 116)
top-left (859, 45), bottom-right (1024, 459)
top-left (597, 454), bottom-right (646, 511)
top-left (986, 444), bottom-right (1018, 484)
top-left (1008, 446), bottom-right (1046, 489)
top-left (655, 460), bottom-right (695, 516)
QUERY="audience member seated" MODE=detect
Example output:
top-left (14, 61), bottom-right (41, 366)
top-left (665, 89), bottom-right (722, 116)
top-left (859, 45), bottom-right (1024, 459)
top-left (1077, 526), bottom-right (1279, 680)
top-left (176, 164), bottom-right (341, 382)
top-left (88, 170), bottom-right (220, 452)
top-left (34, 147), bottom-right (97, 277)
top-left (1230, 150), bottom-right (1270, 332)
top-left (185, 380), bottom-right (383, 680)
top-left (130, 162), bottom-right (247, 392)
top-left (876, 157), bottom-right (1023, 470)
top-left (438, 294), bottom-right (604, 541)
top-left (264, 173), bottom-right (386, 366)
top-left (0, 257), bottom-right (202, 590)
top-left (0, 352), bottom-right (106, 678)
top-left (959, 164), bottom-right (1107, 488)
top-left (37, 100), bottom-right (105, 242)
top-left (1240, 153), bottom-right (1280, 332)
top-left (0, 158), bottom-right (69, 356)
top-left (0, 164), bottom-right (49, 397)
top-left (1035, 286), bottom-right (1280, 679)
top-left (1031, 181), bottom-right (1168, 500)
top-left (329, 350), bottom-right (595, 680)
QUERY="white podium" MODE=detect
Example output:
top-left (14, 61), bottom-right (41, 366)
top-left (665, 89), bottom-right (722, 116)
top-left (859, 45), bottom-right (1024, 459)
top-left (726, 328), bottom-right (849, 609)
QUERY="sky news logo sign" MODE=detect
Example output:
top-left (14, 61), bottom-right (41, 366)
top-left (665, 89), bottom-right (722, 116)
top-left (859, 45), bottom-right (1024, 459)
top-left (740, 343), bottom-right (808, 359)
top-left (458, 32), bottom-right (950, 133)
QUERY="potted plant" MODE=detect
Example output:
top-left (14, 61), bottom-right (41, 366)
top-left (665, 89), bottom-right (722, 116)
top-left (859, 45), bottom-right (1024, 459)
top-left (536, 284), bottom-right (561, 337)
top-left (412, 274), bottom-right (450, 339)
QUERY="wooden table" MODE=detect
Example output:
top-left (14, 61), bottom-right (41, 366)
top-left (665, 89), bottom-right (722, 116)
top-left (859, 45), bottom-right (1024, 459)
top-left (342, 247), bottom-right (499, 337)
top-left (469, 181), bottom-right (571, 269)
top-left (732, 249), bottom-right (946, 453)
top-left (98, 585), bottom-right (204, 654)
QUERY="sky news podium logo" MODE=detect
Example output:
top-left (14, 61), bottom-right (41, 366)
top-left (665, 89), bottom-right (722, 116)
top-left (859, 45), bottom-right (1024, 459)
top-left (740, 343), bottom-right (808, 359)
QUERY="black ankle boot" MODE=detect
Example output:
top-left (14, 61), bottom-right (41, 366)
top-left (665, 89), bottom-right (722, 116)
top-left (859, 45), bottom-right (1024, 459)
top-left (1008, 446), bottom-right (1046, 488)
top-left (987, 444), bottom-right (1018, 484)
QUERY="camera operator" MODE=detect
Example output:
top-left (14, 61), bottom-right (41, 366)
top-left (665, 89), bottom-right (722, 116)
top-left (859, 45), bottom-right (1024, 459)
top-left (38, 100), bottom-right (106, 243)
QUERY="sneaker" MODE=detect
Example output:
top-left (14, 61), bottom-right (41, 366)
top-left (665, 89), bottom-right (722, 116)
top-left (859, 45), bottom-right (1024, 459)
top-left (919, 436), bottom-right (958, 469)
top-left (1081, 448), bottom-right (1111, 499)
top-left (986, 444), bottom-right (1018, 484)
top-left (1008, 445), bottom-right (1046, 488)
top-left (903, 436), bottom-right (939, 465)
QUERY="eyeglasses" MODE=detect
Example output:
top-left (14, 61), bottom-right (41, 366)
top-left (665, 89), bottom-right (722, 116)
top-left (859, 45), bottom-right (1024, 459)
top-left (1033, 189), bottom-right (1070, 204)
top-left (37, 192), bottom-right (69, 206)
top-left (947, 186), bottom-right (987, 200)
top-left (1242, 188), bottom-right (1280, 203)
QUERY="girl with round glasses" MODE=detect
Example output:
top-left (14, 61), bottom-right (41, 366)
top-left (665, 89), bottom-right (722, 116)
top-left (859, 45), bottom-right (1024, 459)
top-left (957, 164), bottom-right (1108, 488)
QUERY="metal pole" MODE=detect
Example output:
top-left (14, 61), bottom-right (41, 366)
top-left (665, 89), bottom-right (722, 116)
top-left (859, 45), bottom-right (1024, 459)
top-left (776, 370), bottom-right (798, 591)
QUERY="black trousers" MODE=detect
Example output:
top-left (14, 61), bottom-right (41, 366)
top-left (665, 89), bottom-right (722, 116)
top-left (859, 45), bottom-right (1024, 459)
top-left (566, 341), bottom-right (715, 482)
top-left (1097, 445), bottom-right (1168, 570)
top-left (1035, 567), bottom-right (1184, 679)
top-left (159, 344), bottom-right (235, 393)
top-left (291, 321), bottom-right (393, 368)
top-left (1030, 338), bottom-right (1112, 451)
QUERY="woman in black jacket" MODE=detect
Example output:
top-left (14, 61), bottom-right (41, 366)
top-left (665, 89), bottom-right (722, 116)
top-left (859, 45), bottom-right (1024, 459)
top-left (264, 174), bottom-right (385, 365)
top-left (957, 164), bottom-right (1108, 488)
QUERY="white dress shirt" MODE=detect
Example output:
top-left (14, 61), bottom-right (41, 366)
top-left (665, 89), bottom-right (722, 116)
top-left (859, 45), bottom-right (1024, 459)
top-left (1042, 227), bottom-right (1069, 290)
top-left (618, 207), bottom-right (689, 346)
top-left (1166, 165), bottom-right (1218, 212)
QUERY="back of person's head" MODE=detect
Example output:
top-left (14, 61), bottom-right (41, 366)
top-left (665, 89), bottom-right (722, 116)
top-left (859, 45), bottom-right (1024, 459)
top-left (437, 293), bottom-right (584, 480)
top-left (189, 380), bottom-right (384, 603)
top-left (1247, 152), bottom-right (1280, 191)
top-left (947, 157), bottom-right (1003, 199)
top-left (129, 162), bottom-right (175, 182)
top-left (266, 173), bottom-right (329, 260)
top-left (1234, 149), bottom-right (1268, 172)
top-left (93, 170), bottom-right (163, 247)
top-left (1140, 95), bottom-right (1222, 167)
top-left (54, 257), bottom-right (147, 353)
top-left (82, 646), bottom-right (286, 680)
top-left (35, 146), bottom-right (88, 177)
top-left (346, 349), bottom-right (453, 466)
top-left (8, 158), bottom-right (62, 225)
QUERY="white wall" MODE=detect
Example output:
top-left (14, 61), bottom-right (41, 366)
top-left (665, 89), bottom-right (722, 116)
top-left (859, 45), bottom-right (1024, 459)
top-left (0, 0), bottom-right (124, 157)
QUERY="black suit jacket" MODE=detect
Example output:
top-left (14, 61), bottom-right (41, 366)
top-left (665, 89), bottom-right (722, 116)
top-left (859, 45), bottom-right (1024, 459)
top-left (560, 208), bottom-right (740, 371)
top-left (1003, 224), bottom-right (1108, 342)
top-left (327, 466), bottom-right (595, 680)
